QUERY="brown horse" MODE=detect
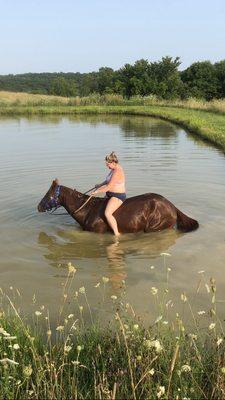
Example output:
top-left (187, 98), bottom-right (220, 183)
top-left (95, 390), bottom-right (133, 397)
top-left (37, 179), bottom-right (199, 234)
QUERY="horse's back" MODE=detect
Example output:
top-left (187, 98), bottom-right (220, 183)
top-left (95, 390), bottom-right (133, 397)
top-left (122, 192), bottom-right (166, 207)
top-left (113, 192), bottom-right (174, 233)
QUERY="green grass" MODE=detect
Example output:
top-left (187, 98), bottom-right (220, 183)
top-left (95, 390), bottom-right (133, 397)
top-left (0, 257), bottom-right (225, 399)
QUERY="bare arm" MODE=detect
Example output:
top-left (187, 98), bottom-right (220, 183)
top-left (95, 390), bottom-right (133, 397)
top-left (95, 180), bottom-right (107, 189)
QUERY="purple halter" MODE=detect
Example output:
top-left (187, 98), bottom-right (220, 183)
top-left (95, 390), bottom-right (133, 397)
top-left (44, 185), bottom-right (61, 212)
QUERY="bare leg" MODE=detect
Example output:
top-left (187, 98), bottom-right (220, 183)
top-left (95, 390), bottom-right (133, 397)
top-left (105, 197), bottom-right (123, 236)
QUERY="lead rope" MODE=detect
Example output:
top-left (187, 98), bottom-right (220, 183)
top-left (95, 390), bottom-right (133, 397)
top-left (73, 193), bottom-right (95, 214)
top-left (47, 193), bottom-right (95, 216)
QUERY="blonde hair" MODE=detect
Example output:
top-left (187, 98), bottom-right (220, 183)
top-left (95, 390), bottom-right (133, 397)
top-left (105, 151), bottom-right (118, 164)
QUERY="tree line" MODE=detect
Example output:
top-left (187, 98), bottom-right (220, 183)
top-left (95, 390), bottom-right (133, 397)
top-left (1, 56), bottom-right (225, 100)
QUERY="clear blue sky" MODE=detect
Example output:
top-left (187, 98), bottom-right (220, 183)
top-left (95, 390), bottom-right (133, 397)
top-left (1, 0), bottom-right (225, 74)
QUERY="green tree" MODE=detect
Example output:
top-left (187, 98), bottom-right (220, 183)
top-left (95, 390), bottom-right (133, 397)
top-left (49, 77), bottom-right (77, 96)
top-left (97, 67), bottom-right (115, 94)
top-left (214, 60), bottom-right (225, 98)
top-left (149, 56), bottom-right (184, 99)
top-left (181, 61), bottom-right (219, 100)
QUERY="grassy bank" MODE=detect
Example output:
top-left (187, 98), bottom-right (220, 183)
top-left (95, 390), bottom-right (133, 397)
top-left (0, 256), bottom-right (224, 399)
top-left (1, 91), bottom-right (225, 114)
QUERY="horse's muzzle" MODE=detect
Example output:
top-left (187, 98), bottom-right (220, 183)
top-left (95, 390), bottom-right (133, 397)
top-left (37, 204), bottom-right (45, 212)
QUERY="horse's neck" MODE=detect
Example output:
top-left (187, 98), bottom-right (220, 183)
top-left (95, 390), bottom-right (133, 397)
top-left (60, 186), bottom-right (90, 225)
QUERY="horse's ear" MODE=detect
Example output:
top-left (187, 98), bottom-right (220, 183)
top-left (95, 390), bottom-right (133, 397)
top-left (53, 178), bottom-right (59, 186)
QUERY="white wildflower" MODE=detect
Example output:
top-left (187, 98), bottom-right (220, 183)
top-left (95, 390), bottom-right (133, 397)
top-left (181, 364), bottom-right (191, 373)
top-left (68, 314), bottom-right (74, 319)
top-left (102, 277), bottom-right (109, 284)
top-left (79, 287), bottom-right (86, 294)
top-left (133, 324), bottom-right (139, 331)
top-left (209, 323), bottom-right (216, 330)
top-left (157, 386), bottom-right (165, 398)
top-left (35, 311), bottom-right (42, 316)
top-left (94, 282), bottom-right (100, 288)
top-left (64, 345), bottom-right (72, 353)
top-left (23, 365), bottom-right (33, 377)
top-left (13, 344), bottom-right (20, 350)
top-left (111, 295), bottom-right (117, 301)
top-left (77, 345), bottom-right (82, 352)
top-left (217, 338), bottom-right (223, 347)
top-left (197, 310), bottom-right (205, 315)
top-left (151, 287), bottom-right (158, 295)
top-left (189, 334), bottom-right (198, 340)
top-left (72, 360), bottom-right (80, 366)
top-left (145, 339), bottom-right (163, 353)
top-left (56, 325), bottom-right (64, 331)
top-left (160, 252), bottom-right (171, 257)
top-left (181, 293), bottom-right (187, 302)
top-left (0, 328), bottom-right (10, 336)
top-left (68, 262), bottom-right (76, 274)
top-left (149, 368), bottom-right (155, 375)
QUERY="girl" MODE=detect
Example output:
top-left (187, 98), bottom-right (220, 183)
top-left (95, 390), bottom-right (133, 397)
top-left (92, 152), bottom-right (126, 236)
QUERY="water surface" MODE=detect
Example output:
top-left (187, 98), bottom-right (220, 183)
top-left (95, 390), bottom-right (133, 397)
top-left (0, 115), bottom-right (224, 324)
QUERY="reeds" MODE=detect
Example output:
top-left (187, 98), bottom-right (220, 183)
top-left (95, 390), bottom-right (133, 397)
top-left (0, 255), bottom-right (225, 399)
top-left (1, 91), bottom-right (225, 113)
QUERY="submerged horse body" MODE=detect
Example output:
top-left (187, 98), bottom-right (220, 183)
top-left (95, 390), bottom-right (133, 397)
top-left (38, 180), bottom-right (199, 234)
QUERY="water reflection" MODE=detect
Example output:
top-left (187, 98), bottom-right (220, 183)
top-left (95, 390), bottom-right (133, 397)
top-left (6, 114), bottom-right (178, 138)
top-left (67, 114), bottom-right (179, 138)
top-left (38, 229), bottom-right (182, 288)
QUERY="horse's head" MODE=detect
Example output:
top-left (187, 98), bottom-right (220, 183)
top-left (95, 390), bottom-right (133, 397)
top-left (37, 179), bottom-right (61, 212)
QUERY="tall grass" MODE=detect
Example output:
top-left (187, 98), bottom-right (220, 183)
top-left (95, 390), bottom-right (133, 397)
top-left (1, 91), bottom-right (225, 113)
top-left (0, 255), bottom-right (225, 399)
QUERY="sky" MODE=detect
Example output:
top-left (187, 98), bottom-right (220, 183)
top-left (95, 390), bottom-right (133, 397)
top-left (0, 0), bottom-right (225, 74)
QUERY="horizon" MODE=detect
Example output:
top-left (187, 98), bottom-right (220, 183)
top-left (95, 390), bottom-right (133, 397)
top-left (0, 55), bottom-right (224, 77)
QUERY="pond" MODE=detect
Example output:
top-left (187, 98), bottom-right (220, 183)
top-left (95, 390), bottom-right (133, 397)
top-left (0, 114), bottom-right (224, 324)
